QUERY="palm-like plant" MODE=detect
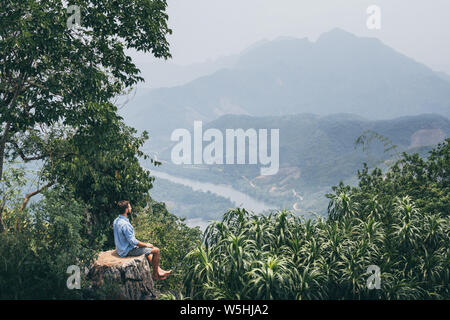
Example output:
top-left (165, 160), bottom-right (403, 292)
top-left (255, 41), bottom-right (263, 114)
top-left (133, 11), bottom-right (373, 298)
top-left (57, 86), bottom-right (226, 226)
top-left (181, 199), bottom-right (448, 300)
top-left (180, 140), bottom-right (450, 300)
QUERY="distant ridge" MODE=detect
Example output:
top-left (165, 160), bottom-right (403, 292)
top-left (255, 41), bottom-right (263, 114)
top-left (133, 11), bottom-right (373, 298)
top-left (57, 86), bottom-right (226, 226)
top-left (159, 112), bottom-right (449, 214)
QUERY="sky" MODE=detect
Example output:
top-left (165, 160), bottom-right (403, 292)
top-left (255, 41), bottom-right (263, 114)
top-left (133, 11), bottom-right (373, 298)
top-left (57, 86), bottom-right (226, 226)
top-left (131, 0), bottom-right (450, 74)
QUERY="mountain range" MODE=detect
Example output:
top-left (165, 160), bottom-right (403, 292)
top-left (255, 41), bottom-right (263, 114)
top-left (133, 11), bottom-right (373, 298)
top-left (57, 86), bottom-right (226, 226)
top-left (121, 28), bottom-right (450, 152)
top-left (119, 28), bottom-right (450, 218)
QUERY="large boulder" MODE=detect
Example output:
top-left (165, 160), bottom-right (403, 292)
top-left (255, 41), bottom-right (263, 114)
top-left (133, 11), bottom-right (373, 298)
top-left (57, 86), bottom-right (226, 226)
top-left (88, 250), bottom-right (157, 300)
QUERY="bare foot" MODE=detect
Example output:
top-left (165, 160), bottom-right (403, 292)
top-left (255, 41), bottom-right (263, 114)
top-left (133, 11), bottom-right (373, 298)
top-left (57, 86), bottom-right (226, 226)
top-left (152, 274), bottom-right (168, 281)
top-left (158, 268), bottom-right (172, 277)
top-left (158, 267), bottom-right (169, 273)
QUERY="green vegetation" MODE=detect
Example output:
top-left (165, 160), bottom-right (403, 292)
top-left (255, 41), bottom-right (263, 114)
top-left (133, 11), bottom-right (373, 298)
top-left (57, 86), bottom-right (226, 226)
top-left (134, 200), bottom-right (202, 293)
top-left (1, 0), bottom-right (449, 301)
top-left (175, 140), bottom-right (449, 300)
top-left (0, 0), bottom-right (201, 299)
top-left (0, 182), bottom-right (96, 299)
top-left (0, 168), bottom-right (201, 298)
top-left (0, 0), bottom-right (173, 242)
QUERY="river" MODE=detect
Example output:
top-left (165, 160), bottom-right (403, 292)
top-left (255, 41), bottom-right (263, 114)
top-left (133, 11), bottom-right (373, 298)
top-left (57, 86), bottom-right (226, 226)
top-left (151, 170), bottom-right (275, 230)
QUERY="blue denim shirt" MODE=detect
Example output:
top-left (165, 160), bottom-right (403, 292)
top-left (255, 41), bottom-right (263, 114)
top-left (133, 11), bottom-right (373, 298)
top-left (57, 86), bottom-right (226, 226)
top-left (113, 215), bottom-right (139, 257)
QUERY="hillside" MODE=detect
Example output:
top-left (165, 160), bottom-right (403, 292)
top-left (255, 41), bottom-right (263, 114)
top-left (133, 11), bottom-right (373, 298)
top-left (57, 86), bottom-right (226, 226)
top-left (156, 113), bottom-right (449, 216)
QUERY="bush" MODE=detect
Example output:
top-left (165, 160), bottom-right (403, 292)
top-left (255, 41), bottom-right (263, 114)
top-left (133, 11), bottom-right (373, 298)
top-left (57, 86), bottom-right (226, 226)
top-left (182, 141), bottom-right (450, 300)
top-left (133, 200), bottom-right (202, 294)
top-left (0, 187), bottom-right (97, 299)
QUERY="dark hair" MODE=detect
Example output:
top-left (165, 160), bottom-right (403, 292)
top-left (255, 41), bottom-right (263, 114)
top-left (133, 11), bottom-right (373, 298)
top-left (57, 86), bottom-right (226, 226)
top-left (118, 200), bottom-right (130, 214)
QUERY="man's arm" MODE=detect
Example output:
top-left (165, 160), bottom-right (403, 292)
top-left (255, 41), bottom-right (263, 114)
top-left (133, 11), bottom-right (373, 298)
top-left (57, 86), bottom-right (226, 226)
top-left (123, 224), bottom-right (153, 248)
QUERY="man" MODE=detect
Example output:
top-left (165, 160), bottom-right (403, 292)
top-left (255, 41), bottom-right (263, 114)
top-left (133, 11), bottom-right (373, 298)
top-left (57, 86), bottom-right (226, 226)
top-left (113, 200), bottom-right (172, 280)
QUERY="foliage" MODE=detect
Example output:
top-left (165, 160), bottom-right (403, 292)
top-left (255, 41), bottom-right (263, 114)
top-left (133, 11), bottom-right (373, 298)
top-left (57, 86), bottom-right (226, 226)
top-left (0, 0), bottom-right (203, 300)
top-left (0, 186), bottom-right (97, 299)
top-left (49, 117), bottom-right (158, 246)
top-left (1, 0), bottom-right (171, 172)
top-left (1, 0), bottom-right (171, 245)
top-left (0, 163), bottom-right (27, 233)
top-left (182, 141), bottom-right (450, 300)
top-left (133, 200), bottom-right (202, 293)
top-left (0, 168), bottom-right (200, 299)
top-left (334, 138), bottom-right (449, 218)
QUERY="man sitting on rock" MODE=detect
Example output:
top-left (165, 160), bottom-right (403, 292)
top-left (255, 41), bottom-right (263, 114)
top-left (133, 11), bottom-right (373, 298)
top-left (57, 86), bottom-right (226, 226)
top-left (113, 200), bottom-right (172, 280)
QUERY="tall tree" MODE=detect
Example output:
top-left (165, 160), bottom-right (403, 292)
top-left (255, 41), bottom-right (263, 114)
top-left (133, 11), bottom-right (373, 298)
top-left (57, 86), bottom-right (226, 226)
top-left (0, 0), bottom-right (171, 233)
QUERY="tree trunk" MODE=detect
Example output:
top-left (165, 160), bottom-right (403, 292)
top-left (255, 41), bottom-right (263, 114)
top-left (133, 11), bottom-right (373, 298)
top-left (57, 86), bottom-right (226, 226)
top-left (87, 250), bottom-right (158, 300)
top-left (0, 214), bottom-right (4, 234)
top-left (0, 122), bottom-right (11, 182)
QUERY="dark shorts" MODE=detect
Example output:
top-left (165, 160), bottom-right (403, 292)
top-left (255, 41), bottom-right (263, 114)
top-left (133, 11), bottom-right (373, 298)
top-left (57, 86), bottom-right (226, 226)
top-left (127, 246), bottom-right (154, 257)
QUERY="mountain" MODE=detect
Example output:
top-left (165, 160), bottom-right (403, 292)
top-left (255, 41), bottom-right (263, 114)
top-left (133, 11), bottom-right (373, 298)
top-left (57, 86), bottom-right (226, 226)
top-left (156, 113), bottom-right (449, 215)
top-left (122, 28), bottom-right (450, 151)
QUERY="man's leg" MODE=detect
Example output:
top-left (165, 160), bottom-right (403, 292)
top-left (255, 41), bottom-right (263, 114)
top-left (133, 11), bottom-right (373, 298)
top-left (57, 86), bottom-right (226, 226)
top-left (127, 246), bottom-right (172, 280)
top-left (147, 247), bottom-right (172, 280)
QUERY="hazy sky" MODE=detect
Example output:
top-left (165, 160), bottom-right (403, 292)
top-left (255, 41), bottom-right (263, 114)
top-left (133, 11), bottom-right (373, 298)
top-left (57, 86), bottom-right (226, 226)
top-left (131, 0), bottom-right (450, 74)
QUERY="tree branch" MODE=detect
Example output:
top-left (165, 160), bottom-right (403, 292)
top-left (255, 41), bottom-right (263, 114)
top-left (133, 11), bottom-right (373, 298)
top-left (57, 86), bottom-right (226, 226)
top-left (20, 181), bottom-right (54, 212)
top-left (11, 140), bottom-right (45, 162)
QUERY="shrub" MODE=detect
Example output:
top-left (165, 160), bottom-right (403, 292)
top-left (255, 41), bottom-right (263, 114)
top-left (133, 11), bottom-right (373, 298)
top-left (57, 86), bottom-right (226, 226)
top-left (182, 140), bottom-right (450, 300)
top-left (0, 187), bottom-right (97, 299)
top-left (133, 200), bottom-right (202, 294)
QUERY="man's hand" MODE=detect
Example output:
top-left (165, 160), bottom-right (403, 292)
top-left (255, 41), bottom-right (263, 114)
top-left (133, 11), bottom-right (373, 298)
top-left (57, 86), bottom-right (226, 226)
top-left (137, 240), bottom-right (154, 248)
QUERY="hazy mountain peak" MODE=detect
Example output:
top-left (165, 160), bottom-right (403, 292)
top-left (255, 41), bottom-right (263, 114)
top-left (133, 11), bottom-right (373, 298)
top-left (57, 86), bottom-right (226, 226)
top-left (238, 36), bottom-right (311, 55)
top-left (125, 29), bottom-right (450, 145)
top-left (240, 38), bottom-right (271, 54)
top-left (317, 27), bottom-right (358, 42)
top-left (319, 27), bottom-right (354, 36)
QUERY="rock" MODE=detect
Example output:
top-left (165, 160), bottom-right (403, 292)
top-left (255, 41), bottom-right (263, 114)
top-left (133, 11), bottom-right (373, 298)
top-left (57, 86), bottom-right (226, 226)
top-left (88, 250), bottom-right (157, 300)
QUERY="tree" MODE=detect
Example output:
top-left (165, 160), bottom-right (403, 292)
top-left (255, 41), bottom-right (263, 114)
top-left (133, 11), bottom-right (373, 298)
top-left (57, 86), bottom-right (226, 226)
top-left (335, 138), bottom-right (450, 219)
top-left (0, 0), bottom-right (171, 234)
